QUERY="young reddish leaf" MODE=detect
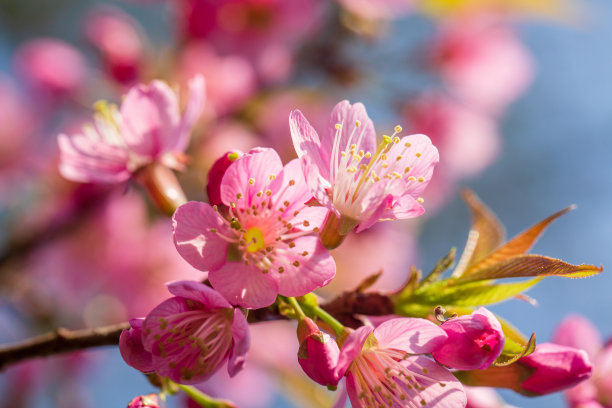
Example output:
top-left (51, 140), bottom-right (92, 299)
top-left (465, 206), bottom-right (575, 276)
top-left (457, 254), bottom-right (602, 283)
top-left (453, 190), bottom-right (505, 277)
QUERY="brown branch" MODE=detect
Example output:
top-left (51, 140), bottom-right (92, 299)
top-left (0, 322), bottom-right (129, 371)
top-left (0, 288), bottom-right (395, 371)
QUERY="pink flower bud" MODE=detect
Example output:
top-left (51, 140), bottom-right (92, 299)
top-left (432, 307), bottom-right (504, 370)
top-left (296, 317), bottom-right (341, 388)
top-left (128, 394), bottom-right (159, 408)
top-left (520, 343), bottom-right (593, 395)
top-left (206, 151), bottom-right (242, 206)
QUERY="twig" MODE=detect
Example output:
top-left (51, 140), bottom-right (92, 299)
top-left (0, 322), bottom-right (129, 371)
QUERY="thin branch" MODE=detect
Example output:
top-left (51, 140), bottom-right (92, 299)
top-left (0, 322), bottom-right (129, 371)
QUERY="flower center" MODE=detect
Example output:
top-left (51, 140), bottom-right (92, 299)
top-left (244, 227), bottom-right (265, 253)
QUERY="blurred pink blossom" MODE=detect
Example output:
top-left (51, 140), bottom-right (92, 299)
top-left (337, 0), bottom-right (414, 20)
top-left (84, 6), bottom-right (145, 85)
top-left (465, 386), bottom-right (514, 408)
top-left (291, 100), bottom-right (438, 234)
top-left (127, 394), bottom-right (159, 408)
top-left (430, 15), bottom-right (534, 115)
top-left (58, 76), bottom-right (205, 183)
top-left (13, 38), bottom-right (87, 98)
top-left (178, 43), bottom-right (256, 117)
top-left (404, 93), bottom-right (500, 210)
top-left (553, 315), bottom-right (612, 407)
top-left (173, 148), bottom-right (335, 308)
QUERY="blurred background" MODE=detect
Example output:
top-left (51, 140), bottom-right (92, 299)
top-left (0, 0), bottom-right (610, 406)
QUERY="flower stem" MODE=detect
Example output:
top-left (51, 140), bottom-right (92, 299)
top-left (175, 383), bottom-right (237, 408)
top-left (300, 301), bottom-right (345, 337)
top-left (136, 162), bottom-right (187, 217)
top-left (285, 296), bottom-right (307, 319)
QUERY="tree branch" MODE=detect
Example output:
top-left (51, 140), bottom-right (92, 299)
top-left (0, 322), bottom-right (129, 371)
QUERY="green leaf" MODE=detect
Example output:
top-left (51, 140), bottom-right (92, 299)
top-left (404, 278), bottom-right (542, 308)
top-left (456, 255), bottom-right (602, 283)
top-left (493, 332), bottom-right (537, 367)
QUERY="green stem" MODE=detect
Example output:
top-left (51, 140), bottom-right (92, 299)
top-left (300, 302), bottom-right (345, 337)
top-left (175, 383), bottom-right (237, 408)
top-left (285, 296), bottom-right (306, 319)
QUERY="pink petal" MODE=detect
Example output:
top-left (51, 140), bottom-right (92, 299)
top-left (269, 158), bottom-right (312, 216)
top-left (119, 318), bottom-right (154, 373)
top-left (172, 201), bottom-right (229, 272)
top-left (208, 262), bottom-right (279, 309)
top-left (389, 193), bottom-right (425, 219)
top-left (374, 317), bottom-right (448, 354)
top-left (553, 315), bottom-right (602, 359)
top-left (400, 356), bottom-right (467, 408)
top-left (58, 133), bottom-right (131, 183)
top-left (275, 235), bottom-right (335, 297)
top-left (166, 280), bottom-right (231, 310)
top-left (228, 308), bottom-right (250, 377)
top-left (301, 155), bottom-right (335, 213)
top-left (395, 133), bottom-right (439, 198)
top-left (220, 148), bottom-right (283, 208)
top-left (289, 109), bottom-right (330, 180)
top-left (336, 326), bottom-right (373, 378)
top-left (174, 75), bottom-right (206, 153)
top-left (120, 80), bottom-right (180, 158)
top-left (326, 100), bottom-right (376, 159)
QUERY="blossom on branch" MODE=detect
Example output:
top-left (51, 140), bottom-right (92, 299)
top-left (336, 317), bottom-right (466, 407)
top-left (119, 281), bottom-right (249, 384)
top-left (173, 148), bottom-right (335, 308)
top-left (290, 100), bottom-right (438, 236)
top-left (58, 76), bottom-right (205, 183)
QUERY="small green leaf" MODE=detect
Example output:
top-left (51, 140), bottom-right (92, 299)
top-left (456, 255), bottom-right (602, 283)
top-left (405, 278), bottom-right (541, 307)
top-left (493, 332), bottom-right (537, 367)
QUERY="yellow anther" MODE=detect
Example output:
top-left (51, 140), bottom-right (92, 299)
top-left (394, 125), bottom-right (403, 133)
top-left (392, 171), bottom-right (402, 178)
top-left (405, 142), bottom-right (412, 147)
top-left (341, 151), bottom-right (347, 157)
top-left (418, 177), bottom-right (425, 182)
top-left (416, 152), bottom-right (422, 158)
top-left (335, 123), bottom-right (342, 130)
top-left (265, 189), bottom-right (272, 196)
top-left (365, 152), bottom-right (372, 159)
top-left (350, 144), bottom-right (357, 150)
top-left (382, 163), bottom-right (389, 168)
top-left (381, 154), bottom-right (388, 161)
top-left (396, 155), bottom-right (403, 161)
top-left (347, 167), bottom-right (358, 173)
top-left (359, 150), bottom-right (364, 157)
top-left (248, 178), bottom-right (255, 185)
top-left (417, 197), bottom-right (424, 203)
top-left (393, 136), bottom-right (400, 144)
top-left (227, 151), bottom-right (240, 161)
top-left (236, 193), bottom-right (243, 199)
top-left (355, 120), bottom-right (361, 127)
top-left (269, 174), bottom-right (276, 180)
top-left (404, 166), bottom-right (411, 173)
top-left (408, 176), bottom-right (416, 181)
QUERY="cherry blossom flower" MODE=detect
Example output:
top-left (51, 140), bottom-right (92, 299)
top-left (128, 394), bottom-right (159, 408)
top-left (58, 76), bottom-right (205, 183)
top-left (120, 281), bottom-right (249, 384)
top-left (290, 100), bottom-right (438, 235)
top-left (553, 315), bottom-right (612, 407)
top-left (432, 307), bottom-right (504, 370)
top-left (336, 317), bottom-right (466, 407)
top-left (173, 148), bottom-right (335, 308)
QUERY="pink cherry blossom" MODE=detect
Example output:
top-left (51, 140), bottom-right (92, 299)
top-left (173, 148), bottom-right (335, 308)
top-left (336, 318), bottom-right (466, 407)
top-left (120, 281), bottom-right (250, 384)
top-left (290, 100), bottom-right (439, 234)
top-left (553, 315), bottom-right (612, 407)
top-left (206, 151), bottom-right (244, 207)
top-left (84, 5), bottom-right (145, 85)
top-left (58, 76), bottom-right (205, 183)
top-left (128, 394), bottom-right (159, 408)
top-left (432, 307), bottom-right (504, 370)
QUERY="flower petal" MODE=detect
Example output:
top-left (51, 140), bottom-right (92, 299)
top-left (173, 74), bottom-right (206, 153)
top-left (336, 326), bottom-right (373, 378)
top-left (290, 109), bottom-right (330, 180)
top-left (173, 201), bottom-right (229, 272)
top-left (220, 148), bottom-right (283, 208)
top-left (326, 100), bottom-right (376, 159)
top-left (120, 80), bottom-right (181, 158)
top-left (374, 317), bottom-right (448, 354)
top-left (275, 235), bottom-right (335, 297)
top-left (208, 262), bottom-right (279, 309)
top-left (119, 318), bottom-right (154, 373)
top-left (228, 308), bottom-right (250, 377)
top-left (553, 315), bottom-right (602, 359)
top-left (269, 158), bottom-right (312, 216)
top-left (166, 280), bottom-right (231, 310)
